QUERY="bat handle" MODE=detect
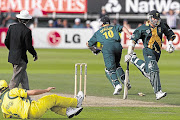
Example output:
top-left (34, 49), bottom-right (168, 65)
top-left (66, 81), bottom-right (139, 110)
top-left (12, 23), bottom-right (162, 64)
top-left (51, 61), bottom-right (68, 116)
top-left (127, 62), bottom-right (129, 70)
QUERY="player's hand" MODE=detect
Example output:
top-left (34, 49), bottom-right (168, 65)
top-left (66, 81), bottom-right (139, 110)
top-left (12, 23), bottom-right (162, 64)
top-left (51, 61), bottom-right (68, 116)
top-left (46, 87), bottom-right (56, 92)
top-left (33, 54), bottom-right (38, 61)
top-left (89, 46), bottom-right (101, 55)
top-left (125, 54), bottom-right (132, 62)
top-left (166, 41), bottom-right (175, 53)
top-left (92, 49), bottom-right (101, 55)
top-left (3, 113), bottom-right (12, 118)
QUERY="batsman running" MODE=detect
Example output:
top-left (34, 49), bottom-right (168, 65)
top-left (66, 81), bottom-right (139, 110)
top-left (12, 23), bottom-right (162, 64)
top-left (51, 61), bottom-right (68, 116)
top-left (86, 16), bottom-right (132, 95)
top-left (125, 10), bottom-right (176, 100)
top-left (0, 80), bottom-right (84, 119)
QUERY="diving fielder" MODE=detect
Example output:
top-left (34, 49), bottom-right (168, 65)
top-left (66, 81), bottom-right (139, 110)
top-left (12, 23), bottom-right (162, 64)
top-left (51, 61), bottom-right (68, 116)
top-left (86, 16), bottom-right (132, 95)
top-left (0, 80), bottom-right (84, 119)
top-left (125, 10), bottom-right (176, 100)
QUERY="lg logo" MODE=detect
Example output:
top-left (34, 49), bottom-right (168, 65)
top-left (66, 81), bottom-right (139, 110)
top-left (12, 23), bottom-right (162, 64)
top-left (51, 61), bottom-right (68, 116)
top-left (105, 0), bottom-right (122, 13)
top-left (48, 31), bottom-right (61, 46)
top-left (47, 31), bottom-right (81, 46)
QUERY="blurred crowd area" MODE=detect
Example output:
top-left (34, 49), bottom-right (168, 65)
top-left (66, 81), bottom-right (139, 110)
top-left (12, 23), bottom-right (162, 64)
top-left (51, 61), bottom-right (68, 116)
top-left (0, 7), bottom-right (180, 30)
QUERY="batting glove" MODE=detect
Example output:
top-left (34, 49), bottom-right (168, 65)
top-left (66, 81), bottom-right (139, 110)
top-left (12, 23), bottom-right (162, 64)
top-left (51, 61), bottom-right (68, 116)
top-left (92, 49), bottom-right (101, 55)
top-left (166, 41), bottom-right (175, 53)
top-left (124, 54), bottom-right (132, 63)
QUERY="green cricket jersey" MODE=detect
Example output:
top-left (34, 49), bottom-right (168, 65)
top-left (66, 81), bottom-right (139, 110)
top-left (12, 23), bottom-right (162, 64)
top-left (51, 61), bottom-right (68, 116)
top-left (131, 21), bottom-right (176, 52)
top-left (88, 24), bottom-right (123, 47)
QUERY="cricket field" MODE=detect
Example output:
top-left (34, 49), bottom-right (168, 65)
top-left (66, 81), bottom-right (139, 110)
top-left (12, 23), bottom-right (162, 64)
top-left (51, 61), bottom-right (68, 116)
top-left (0, 48), bottom-right (180, 120)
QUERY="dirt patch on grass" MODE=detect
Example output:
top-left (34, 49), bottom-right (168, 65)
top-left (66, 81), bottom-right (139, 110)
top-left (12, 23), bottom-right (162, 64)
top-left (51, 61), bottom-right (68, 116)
top-left (31, 93), bottom-right (179, 107)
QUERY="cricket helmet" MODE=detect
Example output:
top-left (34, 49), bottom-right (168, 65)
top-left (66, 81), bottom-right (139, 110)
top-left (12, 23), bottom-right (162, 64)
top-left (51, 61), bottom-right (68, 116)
top-left (0, 80), bottom-right (8, 91)
top-left (147, 10), bottom-right (161, 26)
top-left (100, 16), bottom-right (110, 25)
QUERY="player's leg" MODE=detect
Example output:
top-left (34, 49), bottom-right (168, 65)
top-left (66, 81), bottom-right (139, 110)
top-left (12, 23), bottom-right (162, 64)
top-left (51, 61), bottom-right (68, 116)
top-left (116, 66), bottom-right (125, 84)
top-left (148, 60), bottom-right (166, 100)
top-left (50, 106), bottom-right (83, 119)
top-left (115, 48), bottom-right (131, 90)
top-left (114, 48), bottom-right (125, 84)
top-left (143, 48), bottom-right (160, 91)
top-left (51, 91), bottom-right (84, 118)
top-left (28, 94), bottom-right (80, 118)
top-left (148, 60), bottom-right (161, 92)
top-left (103, 51), bottom-right (122, 95)
top-left (130, 51), bottom-right (150, 79)
top-left (144, 48), bottom-right (166, 100)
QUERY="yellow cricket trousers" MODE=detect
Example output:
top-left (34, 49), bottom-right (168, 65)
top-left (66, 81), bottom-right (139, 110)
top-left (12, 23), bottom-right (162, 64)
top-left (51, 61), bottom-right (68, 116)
top-left (28, 94), bottom-right (77, 119)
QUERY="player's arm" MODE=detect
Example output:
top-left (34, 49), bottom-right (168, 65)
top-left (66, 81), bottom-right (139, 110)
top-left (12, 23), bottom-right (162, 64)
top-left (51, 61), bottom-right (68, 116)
top-left (163, 23), bottom-right (176, 53)
top-left (86, 33), bottom-right (101, 55)
top-left (3, 113), bottom-right (12, 118)
top-left (125, 29), bottom-right (141, 62)
top-left (27, 87), bottom-right (55, 96)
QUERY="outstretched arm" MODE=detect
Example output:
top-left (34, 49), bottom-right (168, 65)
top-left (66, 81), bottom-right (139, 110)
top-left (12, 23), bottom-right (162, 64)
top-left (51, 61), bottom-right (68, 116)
top-left (27, 87), bottom-right (55, 96)
top-left (86, 34), bottom-right (101, 55)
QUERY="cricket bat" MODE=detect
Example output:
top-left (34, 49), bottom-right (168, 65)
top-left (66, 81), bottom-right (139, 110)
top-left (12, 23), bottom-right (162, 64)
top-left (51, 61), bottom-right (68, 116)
top-left (123, 62), bottom-right (129, 100)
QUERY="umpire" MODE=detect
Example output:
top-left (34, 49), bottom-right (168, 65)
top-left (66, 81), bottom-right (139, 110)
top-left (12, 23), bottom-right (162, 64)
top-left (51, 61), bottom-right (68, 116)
top-left (4, 10), bottom-right (38, 90)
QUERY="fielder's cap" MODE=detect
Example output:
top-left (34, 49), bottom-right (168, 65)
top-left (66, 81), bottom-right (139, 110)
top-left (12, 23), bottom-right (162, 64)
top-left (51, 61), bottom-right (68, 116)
top-left (149, 10), bottom-right (160, 19)
top-left (16, 10), bottom-right (32, 19)
top-left (75, 18), bottom-right (81, 23)
top-left (101, 16), bottom-right (110, 24)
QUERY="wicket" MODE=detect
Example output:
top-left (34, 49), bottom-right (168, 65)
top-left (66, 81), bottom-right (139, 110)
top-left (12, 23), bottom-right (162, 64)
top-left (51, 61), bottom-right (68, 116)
top-left (75, 63), bottom-right (87, 101)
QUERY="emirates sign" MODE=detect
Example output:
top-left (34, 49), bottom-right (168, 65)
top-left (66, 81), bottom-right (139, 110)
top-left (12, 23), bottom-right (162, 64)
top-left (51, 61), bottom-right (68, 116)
top-left (0, 0), bottom-right (87, 13)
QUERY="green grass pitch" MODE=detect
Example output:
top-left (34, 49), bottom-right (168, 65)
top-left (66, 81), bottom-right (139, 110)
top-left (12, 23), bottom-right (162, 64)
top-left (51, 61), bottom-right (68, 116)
top-left (0, 48), bottom-right (180, 119)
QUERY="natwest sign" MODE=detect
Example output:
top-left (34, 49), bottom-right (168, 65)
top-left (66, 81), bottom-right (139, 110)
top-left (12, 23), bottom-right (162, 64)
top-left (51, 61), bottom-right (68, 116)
top-left (0, 0), bottom-right (87, 13)
top-left (126, 0), bottom-right (180, 13)
top-left (88, 0), bottom-right (180, 14)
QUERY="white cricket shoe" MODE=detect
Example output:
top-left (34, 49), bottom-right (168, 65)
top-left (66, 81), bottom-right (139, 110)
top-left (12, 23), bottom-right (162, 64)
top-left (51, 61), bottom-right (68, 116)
top-left (113, 84), bottom-right (122, 95)
top-left (76, 91), bottom-right (84, 108)
top-left (156, 90), bottom-right (167, 100)
top-left (66, 107), bottom-right (83, 119)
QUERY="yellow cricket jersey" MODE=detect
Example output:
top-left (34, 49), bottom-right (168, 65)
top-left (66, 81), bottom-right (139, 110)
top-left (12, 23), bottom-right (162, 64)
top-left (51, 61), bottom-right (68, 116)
top-left (1, 88), bottom-right (30, 119)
